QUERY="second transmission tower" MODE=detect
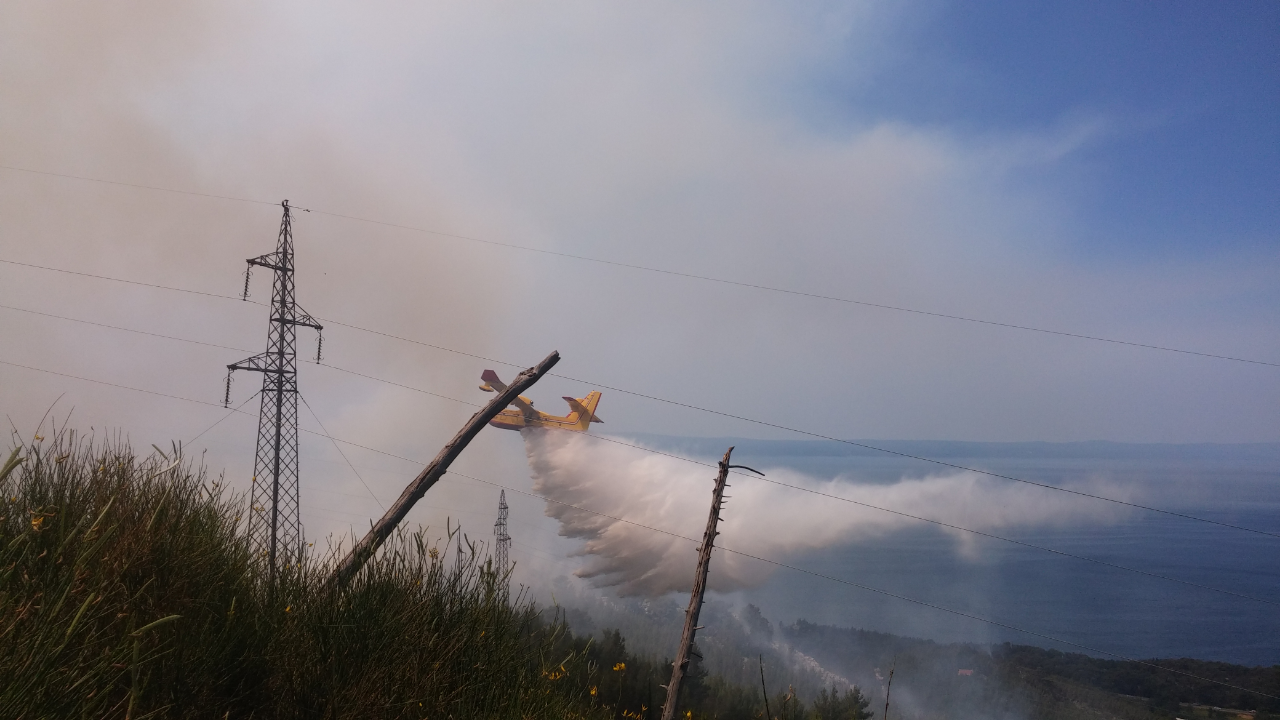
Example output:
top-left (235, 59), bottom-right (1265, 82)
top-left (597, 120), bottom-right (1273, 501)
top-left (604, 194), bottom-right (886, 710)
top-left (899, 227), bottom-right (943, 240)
top-left (494, 489), bottom-right (511, 569)
top-left (225, 200), bottom-right (322, 583)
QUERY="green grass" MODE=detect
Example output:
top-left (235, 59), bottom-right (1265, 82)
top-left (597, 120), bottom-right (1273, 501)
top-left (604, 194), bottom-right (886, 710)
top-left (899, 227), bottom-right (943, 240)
top-left (0, 433), bottom-right (600, 719)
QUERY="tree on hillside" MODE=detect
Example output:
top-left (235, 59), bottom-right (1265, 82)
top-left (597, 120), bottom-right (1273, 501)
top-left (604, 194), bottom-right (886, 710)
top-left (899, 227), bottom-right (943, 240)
top-left (811, 686), bottom-right (872, 720)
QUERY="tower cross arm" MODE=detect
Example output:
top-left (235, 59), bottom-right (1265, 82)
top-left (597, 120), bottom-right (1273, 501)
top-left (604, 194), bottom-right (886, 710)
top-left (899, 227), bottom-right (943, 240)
top-left (227, 351), bottom-right (284, 375)
top-left (286, 304), bottom-right (323, 331)
top-left (246, 251), bottom-right (287, 272)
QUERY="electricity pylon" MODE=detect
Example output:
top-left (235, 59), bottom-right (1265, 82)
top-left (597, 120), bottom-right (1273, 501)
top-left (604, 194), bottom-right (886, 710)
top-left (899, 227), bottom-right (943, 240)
top-left (494, 489), bottom-right (511, 569)
top-left (225, 200), bottom-right (322, 584)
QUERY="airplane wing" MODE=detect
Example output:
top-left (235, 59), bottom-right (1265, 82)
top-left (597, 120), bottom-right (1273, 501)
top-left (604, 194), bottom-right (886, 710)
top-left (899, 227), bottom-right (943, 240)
top-left (480, 370), bottom-right (536, 414)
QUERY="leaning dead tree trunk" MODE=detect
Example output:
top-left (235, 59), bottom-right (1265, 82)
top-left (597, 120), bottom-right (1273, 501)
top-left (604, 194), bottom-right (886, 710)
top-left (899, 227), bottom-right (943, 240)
top-left (661, 446), bottom-right (752, 720)
top-left (327, 350), bottom-right (560, 587)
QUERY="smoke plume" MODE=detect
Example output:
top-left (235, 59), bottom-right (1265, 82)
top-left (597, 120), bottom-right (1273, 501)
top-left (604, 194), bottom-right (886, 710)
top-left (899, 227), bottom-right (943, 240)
top-left (524, 429), bottom-right (1131, 596)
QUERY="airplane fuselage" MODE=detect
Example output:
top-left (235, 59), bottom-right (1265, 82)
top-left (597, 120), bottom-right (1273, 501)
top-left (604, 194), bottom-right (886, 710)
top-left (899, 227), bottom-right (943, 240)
top-left (478, 369), bottom-right (603, 433)
top-left (488, 408), bottom-right (590, 432)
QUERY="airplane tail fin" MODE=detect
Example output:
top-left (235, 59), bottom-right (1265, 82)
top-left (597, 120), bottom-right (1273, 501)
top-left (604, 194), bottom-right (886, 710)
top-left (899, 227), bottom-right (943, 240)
top-left (562, 391), bottom-right (603, 432)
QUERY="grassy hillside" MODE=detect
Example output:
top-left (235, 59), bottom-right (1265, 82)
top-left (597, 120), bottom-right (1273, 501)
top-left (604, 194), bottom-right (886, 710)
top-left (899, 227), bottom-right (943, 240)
top-left (0, 434), bottom-right (597, 719)
top-left (0, 433), bottom-right (856, 719)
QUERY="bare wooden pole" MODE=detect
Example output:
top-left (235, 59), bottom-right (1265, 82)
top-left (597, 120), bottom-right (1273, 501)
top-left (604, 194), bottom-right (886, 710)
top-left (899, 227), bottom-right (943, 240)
top-left (327, 350), bottom-right (560, 587)
top-left (759, 654), bottom-right (773, 720)
top-left (660, 446), bottom-right (734, 720)
top-left (882, 659), bottom-right (896, 720)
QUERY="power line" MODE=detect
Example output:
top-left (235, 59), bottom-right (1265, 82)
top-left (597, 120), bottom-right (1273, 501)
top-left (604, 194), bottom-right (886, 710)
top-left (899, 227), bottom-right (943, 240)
top-left (0, 164), bottom-right (278, 208)
top-left (0, 302), bottom-right (490, 433)
top-left (569, 434), bottom-right (1280, 608)
top-left (0, 358), bottom-right (228, 409)
top-left (189, 390), bottom-right (260, 444)
top-left (0, 355), bottom-right (396, 526)
top-left (3, 163), bottom-right (1276, 369)
top-left (9, 340), bottom-right (1276, 609)
top-left (284, 322), bottom-right (1280, 541)
top-left (0, 258), bottom-right (252, 303)
top-left (0, 260), bottom-right (499, 366)
top-left (288, 358), bottom-right (1280, 606)
top-left (434, 470), bottom-right (1278, 702)
top-left (3, 353), bottom-right (1277, 698)
top-left (3, 267), bottom-right (1277, 540)
top-left (0, 303), bottom-right (476, 412)
top-left (414, 465), bottom-right (1280, 700)
top-left (0, 303), bottom-right (253, 353)
top-left (536, 375), bottom-right (1280, 541)
top-left (279, 407), bottom-right (1276, 692)
top-left (23, 292), bottom-right (1262, 608)
top-left (307, 210), bottom-right (1280, 369)
top-left (0, 356), bottom-right (430, 531)
top-left (317, 363), bottom-right (478, 408)
top-left (272, 307), bottom-right (1280, 541)
top-left (299, 392), bottom-right (385, 511)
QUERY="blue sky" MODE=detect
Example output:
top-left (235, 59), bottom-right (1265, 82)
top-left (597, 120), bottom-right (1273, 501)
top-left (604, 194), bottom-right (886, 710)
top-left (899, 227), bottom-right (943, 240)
top-left (804, 1), bottom-right (1279, 258)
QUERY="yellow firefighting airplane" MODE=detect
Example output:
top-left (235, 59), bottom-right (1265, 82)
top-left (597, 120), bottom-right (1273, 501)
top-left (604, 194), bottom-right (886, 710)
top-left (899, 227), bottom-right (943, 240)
top-left (479, 369), bottom-right (603, 432)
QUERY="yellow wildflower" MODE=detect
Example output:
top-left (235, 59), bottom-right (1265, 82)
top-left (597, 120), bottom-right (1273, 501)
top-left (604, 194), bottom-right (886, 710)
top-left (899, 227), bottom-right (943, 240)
top-left (613, 662), bottom-right (626, 672)
top-left (30, 515), bottom-right (44, 531)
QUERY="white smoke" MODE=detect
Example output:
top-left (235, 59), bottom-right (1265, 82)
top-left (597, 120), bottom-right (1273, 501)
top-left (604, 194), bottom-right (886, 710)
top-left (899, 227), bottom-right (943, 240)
top-left (524, 429), bottom-right (1132, 596)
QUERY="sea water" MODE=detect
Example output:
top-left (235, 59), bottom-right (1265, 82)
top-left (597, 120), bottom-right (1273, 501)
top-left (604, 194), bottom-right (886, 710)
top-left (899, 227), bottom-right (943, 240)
top-left (633, 436), bottom-right (1280, 666)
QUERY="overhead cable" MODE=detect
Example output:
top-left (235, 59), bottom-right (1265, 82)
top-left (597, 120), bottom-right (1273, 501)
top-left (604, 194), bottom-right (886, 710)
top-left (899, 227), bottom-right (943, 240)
top-left (439, 468), bottom-right (1279, 702)
top-left (299, 392), bottom-right (385, 511)
top-left (2, 269), bottom-right (1277, 540)
top-left (2, 163), bottom-right (1276, 369)
top-left (5, 337), bottom-right (1276, 607)
top-left (308, 208), bottom-right (1279, 369)
top-left (0, 164), bottom-right (277, 208)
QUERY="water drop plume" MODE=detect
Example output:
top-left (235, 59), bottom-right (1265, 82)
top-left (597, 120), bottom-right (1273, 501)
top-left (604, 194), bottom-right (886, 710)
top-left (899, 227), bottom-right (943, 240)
top-left (523, 430), bottom-right (1131, 596)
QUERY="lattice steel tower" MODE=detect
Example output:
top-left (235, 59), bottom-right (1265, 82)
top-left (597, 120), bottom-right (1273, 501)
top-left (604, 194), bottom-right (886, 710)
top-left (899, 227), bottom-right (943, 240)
top-left (225, 200), bottom-right (322, 582)
top-left (494, 490), bottom-right (511, 569)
